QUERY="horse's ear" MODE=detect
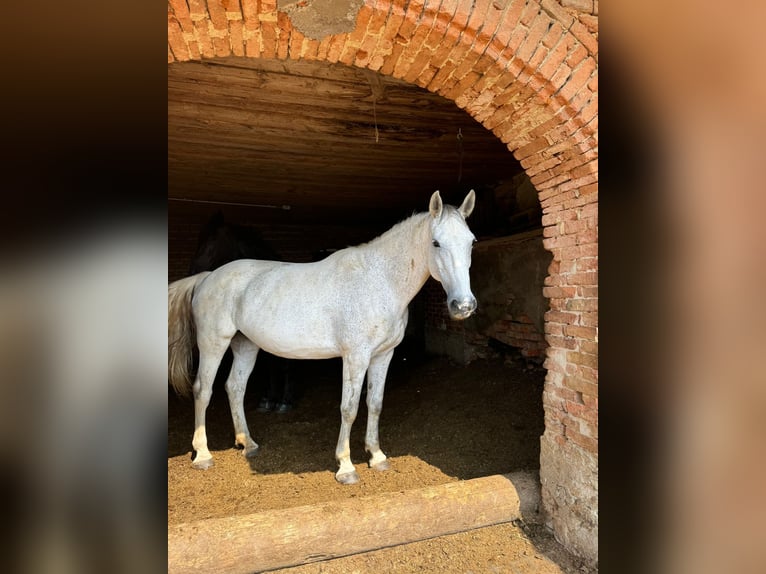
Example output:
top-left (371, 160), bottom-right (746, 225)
top-left (429, 190), bottom-right (443, 219)
top-left (458, 190), bottom-right (476, 219)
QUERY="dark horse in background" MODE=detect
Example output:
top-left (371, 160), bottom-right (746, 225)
top-left (189, 211), bottom-right (295, 413)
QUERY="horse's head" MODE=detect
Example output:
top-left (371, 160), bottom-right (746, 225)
top-left (427, 190), bottom-right (478, 320)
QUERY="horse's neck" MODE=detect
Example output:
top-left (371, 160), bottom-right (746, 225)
top-left (362, 213), bottom-right (431, 305)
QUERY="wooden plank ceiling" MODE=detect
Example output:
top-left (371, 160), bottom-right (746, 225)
top-left (168, 56), bottom-right (523, 226)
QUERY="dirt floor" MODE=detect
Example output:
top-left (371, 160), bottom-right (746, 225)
top-left (168, 350), bottom-right (596, 573)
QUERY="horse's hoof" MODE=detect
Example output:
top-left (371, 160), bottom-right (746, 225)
top-left (370, 459), bottom-right (391, 472)
top-left (244, 445), bottom-right (260, 459)
top-left (274, 402), bottom-right (293, 414)
top-left (335, 470), bottom-right (360, 485)
top-left (256, 398), bottom-right (274, 413)
top-left (192, 458), bottom-right (214, 470)
top-left (234, 442), bottom-right (260, 458)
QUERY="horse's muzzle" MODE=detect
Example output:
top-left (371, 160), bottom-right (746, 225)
top-left (448, 296), bottom-right (477, 320)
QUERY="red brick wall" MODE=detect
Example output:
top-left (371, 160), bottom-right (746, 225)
top-left (424, 284), bottom-right (548, 364)
top-left (486, 313), bottom-right (548, 360)
top-left (167, 0), bottom-right (598, 562)
top-left (540, 197), bottom-right (598, 455)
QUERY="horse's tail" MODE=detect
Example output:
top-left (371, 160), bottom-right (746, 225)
top-left (168, 272), bottom-right (211, 397)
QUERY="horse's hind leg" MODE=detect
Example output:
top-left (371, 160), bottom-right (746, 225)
top-left (365, 349), bottom-right (395, 472)
top-left (191, 337), bottom-right (230, 470)
top-left (226, 333), bottom-right (260, 458)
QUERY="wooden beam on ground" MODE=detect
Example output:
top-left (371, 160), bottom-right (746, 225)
top-left (168, 471), bottom-right (540, 574)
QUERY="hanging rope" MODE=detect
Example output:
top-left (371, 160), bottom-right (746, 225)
top-left (457, 127), bottom-right (464, 182)
top-left (361, 68), bottom-right (384, 144)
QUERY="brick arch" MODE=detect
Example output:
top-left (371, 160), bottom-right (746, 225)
top-left (168, 0), bottom-right (598, 563)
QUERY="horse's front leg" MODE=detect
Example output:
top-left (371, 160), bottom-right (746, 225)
top-left (365, 348), bottom-right (395, 472)
top-left (335, 353), bottom-right (368, 485)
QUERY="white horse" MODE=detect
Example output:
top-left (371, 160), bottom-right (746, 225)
top-left (168, 190), bottom-right (477, 484)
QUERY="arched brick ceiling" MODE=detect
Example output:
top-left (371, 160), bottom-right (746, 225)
top-left (168, 56), bottom-right (524, 225)
top-left (168, 0), bottom-right (598, 228)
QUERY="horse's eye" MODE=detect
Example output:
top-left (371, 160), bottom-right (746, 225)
top-left (432, 240), bottom-right (440, 248)
top-left (472, 239), bottom-right (477, 245)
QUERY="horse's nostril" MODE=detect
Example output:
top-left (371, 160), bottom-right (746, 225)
top-left (449, 298), bottom-right (477, 316)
